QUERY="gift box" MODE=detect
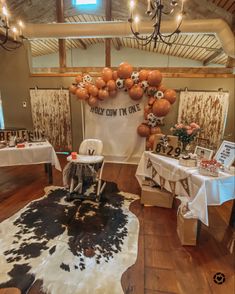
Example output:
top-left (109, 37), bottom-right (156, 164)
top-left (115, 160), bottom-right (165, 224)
top-left (177, 210), bottom-right (198, 246)
top-left (141, 186), bottom-right (173, 208)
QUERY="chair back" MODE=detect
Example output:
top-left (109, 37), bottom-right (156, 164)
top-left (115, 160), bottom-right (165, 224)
top-left (79, 139), bottom-right (103, 156)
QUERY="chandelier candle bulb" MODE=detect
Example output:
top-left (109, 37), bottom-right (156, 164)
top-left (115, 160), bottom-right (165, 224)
top-left (134, 15), bottom-right (139, 33)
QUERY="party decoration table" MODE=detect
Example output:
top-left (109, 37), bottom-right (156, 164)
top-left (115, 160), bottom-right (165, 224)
top-left (0, 141), bottom-right (61, 183)
top-left (136, 151), bottom-right (235, 226)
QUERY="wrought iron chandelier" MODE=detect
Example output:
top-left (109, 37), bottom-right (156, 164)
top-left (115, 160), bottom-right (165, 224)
top-left (128, 0), bottom-right (185, 48)
top-left (0, 0), bottom-right (25, 51)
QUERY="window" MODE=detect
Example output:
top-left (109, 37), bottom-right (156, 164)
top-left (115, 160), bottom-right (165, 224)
top-left (76, 0), bottom-right (96, 5)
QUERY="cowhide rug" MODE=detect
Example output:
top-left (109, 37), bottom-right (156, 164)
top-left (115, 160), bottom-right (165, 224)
top-left (0, 182), bottom-right (139, 294)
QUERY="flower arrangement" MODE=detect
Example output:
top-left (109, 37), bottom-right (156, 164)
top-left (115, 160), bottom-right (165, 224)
top-left (170, 122), bottom-right (200, 150)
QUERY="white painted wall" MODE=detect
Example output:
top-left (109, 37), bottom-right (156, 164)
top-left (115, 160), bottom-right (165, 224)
top-left (32, 43), bottom-right (222, 68)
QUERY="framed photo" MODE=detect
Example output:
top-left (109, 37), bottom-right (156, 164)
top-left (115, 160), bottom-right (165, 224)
top-left (215, 140), bottom-right (235, 168)
top-left (194, 146), bottom-right (213, 160)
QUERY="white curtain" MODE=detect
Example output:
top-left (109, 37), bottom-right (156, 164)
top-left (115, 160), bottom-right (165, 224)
top-left (178, 91), bottom-right (229, 148)
top-left (30, 89), bottom-right (72, 151)
top-left (84, 91), bottom-right (146, 163)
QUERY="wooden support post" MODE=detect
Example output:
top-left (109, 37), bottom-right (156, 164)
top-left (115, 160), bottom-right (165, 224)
top-left (105, 0), bottom-right (111, 67)
top-left (56, 0), bottom-right (66, 72)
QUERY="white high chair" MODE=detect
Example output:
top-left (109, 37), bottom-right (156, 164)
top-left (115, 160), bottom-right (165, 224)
top-left (65, 139), bottom-right (106, 201)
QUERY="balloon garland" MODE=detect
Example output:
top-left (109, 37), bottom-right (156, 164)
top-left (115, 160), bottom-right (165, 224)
top-left (69, 62), bottom-right (177, 149)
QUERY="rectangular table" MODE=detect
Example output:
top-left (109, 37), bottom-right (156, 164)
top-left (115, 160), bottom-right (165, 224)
top-left (136, 151), bottom-right (235, 226)
top-left (0, 141), bottom-right (61, 183)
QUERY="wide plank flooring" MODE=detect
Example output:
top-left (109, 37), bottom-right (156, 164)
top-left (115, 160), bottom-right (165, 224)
top-left (0, 155), bottom-right (234, 294)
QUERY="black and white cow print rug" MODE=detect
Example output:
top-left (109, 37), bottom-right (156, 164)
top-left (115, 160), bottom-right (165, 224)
top-left (0, 182), bottom-right (139, 294)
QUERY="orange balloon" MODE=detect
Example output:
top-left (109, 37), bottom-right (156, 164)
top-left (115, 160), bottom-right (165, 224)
top-left (84, 83), bottom-right (91, 91)
top-left (109, 90), bottom-right (117, 98)
top-left (149, 134), bottom-right (157, 145)
top-left (150, 127), bottom-right (161, 134)
top-left (125, 78), bottom-right (134, 89)
top-left (129, 85), bottom-right (144, 100)
top-left (139, 69), bottom-right (149, 82)
top-left (148, 96), bottom-right (156, 105)
top-left (107, 80), bottom-right (116, 91)
top-left (157, 84), bottom-right (167, 93)
top-left (88, 85), bottom-right (99, 97)
top-left (102, 67), bottom-right (113, 82)
top-left (98, 89), bottom-right (109, 100)
top-left (95, 77), bottom-right (106, 89)
top-left (147, 86), bottom-right (157, 96)
top-left (76, 88), bottom-right (89, 100)
top-left (117, 62), bottom-right (133, 79)
top-left (137, 124), bottom-right (151, 137)
top-left (75, 74), bottom-right (83, 84)
top-left (148, 70), bottom-right (162, 86)
top-left (69, 85), bottom-right (77, 95)
top-left (88, 96), bottom-right (98, 107)
top-left (152, 99), bottom-right (171, 117)
top-left (164, 89), bottom-right (177, 104)
top-left (146, 140), bottom-right (152, 150)
top-left (112, 70), bottom-right (118, 81)
top-left (144, 104), bottom-right (152, 113)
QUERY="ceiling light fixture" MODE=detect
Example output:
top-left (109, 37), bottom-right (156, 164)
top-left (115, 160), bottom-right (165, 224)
top-left (0, 0), bottom-right (25, 51)
top-left (128, 0), bottom-right (185, 48)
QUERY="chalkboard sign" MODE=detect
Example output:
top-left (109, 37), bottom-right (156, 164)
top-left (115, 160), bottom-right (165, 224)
top-left (215, 140), bottom-right (235, 168)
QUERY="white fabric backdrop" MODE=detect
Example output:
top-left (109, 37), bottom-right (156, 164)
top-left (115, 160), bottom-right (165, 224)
top-left (84, 91), bottom-right (146, 163)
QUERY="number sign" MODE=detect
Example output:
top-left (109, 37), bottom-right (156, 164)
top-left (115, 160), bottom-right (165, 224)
top-left (153, 134), bottom-right (181, 158)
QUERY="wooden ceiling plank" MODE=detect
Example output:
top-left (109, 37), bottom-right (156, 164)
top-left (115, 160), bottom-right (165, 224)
top-left (228, 2), bottom-right (235, 13)
top-left (105, 0), bottom-right (112, 67)
top-left (113, 38), bottom-right (122, 50)
top-left (203, 48), bottom-right (224, 65)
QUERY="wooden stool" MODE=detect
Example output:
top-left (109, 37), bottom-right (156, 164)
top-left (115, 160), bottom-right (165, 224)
top-left (0, 288), bottom-right (21, 294)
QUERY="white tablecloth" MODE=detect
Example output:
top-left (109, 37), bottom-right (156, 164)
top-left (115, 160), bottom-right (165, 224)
top-left (136, 151), bottom-right (235, 225)
top-left (0, 141), bottom-right (61, 171)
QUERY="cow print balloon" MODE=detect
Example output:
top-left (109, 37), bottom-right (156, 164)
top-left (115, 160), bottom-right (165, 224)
top-left (83, 74), bottom-right (93, 83)
top-left (116, 78), bottom-right (124, 89)
top-left (131, 71), bottom-right (140, 84)
top-left (147, 113), bottom-right (164, 127)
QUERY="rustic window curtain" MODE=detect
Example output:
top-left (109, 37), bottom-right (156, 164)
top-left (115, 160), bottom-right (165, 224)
top-left (30, 89), bottom-right (72, 151)
top-left (178, 91), bottom-right (229, 149)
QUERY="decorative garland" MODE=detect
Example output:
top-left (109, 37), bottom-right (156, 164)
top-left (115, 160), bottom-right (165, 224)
top-left (69, 62), bottom-right (177, 149)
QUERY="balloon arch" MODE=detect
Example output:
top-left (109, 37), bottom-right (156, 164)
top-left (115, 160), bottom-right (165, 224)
top-left (69, 62), bottom-right (177, 149)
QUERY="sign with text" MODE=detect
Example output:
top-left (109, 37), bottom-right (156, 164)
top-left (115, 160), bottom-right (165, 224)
top-left (85, 91), bottom-right (146, 163)
top-left (215, 140), bottom-right (235, 168)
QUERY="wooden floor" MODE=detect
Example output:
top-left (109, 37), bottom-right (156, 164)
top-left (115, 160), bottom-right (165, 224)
top-left (0, 155), bottom-right (234, 294)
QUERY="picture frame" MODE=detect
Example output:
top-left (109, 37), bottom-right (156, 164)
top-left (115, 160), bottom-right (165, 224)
top-left (215, 140), bottom-right (235, 168)
top-left (194, 146), bottom-right (213, 160)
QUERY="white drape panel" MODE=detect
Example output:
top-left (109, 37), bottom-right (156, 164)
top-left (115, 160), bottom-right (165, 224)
top-left (84, 91), bottom-right (146, 163)
top-left (30, 89), bottom-right (72, 151)
top-left (178, 91), bottom-right (229, 148)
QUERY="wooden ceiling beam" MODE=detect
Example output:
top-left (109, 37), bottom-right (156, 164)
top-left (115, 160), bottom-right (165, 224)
top-left (113, 38), bottom-right (122, 51)
top-left (77, 39), bottom-right (87, 50)
top-left (226, 56), bottom-right (235, 68)
top-left (203, 48), bottom-right (223, 66)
